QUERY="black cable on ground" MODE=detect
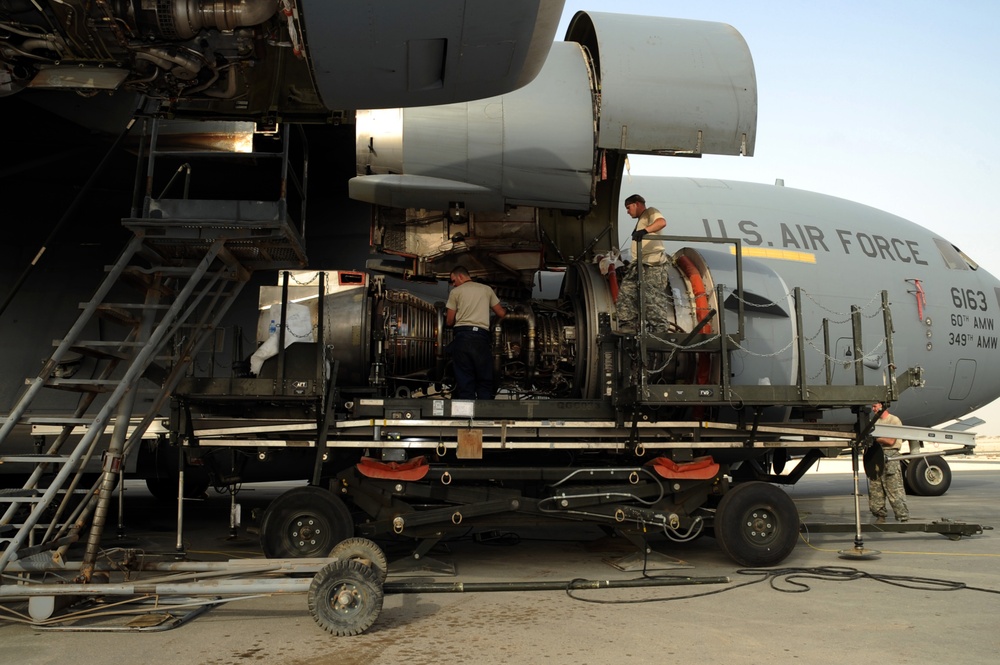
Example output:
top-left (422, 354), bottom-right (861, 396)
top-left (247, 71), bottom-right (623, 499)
top-left (564, 564), bottom-right (1000, 605)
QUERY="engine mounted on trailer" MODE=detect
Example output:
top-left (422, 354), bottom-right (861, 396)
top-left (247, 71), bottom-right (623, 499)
top-left (165, 242), bottom-right (923, 567)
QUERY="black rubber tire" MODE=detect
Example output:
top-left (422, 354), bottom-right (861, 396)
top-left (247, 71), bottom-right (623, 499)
top-left (308, 559), bottom-right (384, 636)
top-left (331, 537), bottom-right (389, 584)
top-left (905, 456), bottom-right (951, 496)
top-left (260, 486), bottom-right (354, 558)
top-left (715, 481), bottom-right (799, 567)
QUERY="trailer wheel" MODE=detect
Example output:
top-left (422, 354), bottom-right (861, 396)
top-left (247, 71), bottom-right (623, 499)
top-left (715, 481), bottom-right (799, 567)
top-left (905, 456), bottom-right (951, 496)
top-left (260, 486), bottom-right (354, 558)
top-left (331, 537), bottom-right (389, 584)
top-left (308, 559), bottom-right (383, 636)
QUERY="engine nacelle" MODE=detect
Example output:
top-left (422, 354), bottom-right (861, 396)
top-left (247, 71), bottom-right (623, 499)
top-left (351, 11), bottom-right (757, 213)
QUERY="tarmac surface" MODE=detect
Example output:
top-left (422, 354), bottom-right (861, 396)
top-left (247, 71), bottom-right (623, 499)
top-left (2, 457), bottom-right (999, 665)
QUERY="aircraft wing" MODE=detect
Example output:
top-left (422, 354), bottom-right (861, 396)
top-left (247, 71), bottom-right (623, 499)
top-left (0, 0), bottom-right (565, 121)
top-left (940, 417), bottom-right (986, 432)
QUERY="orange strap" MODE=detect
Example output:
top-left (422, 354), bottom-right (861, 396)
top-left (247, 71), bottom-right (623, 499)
top-left (645, 455), bottom-right (720, 480)
top-left (357, 455), bottom-right (430, 481)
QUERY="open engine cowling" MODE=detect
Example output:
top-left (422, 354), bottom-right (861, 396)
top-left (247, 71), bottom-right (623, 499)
top-left (351, 11), bottom-right (757, 213)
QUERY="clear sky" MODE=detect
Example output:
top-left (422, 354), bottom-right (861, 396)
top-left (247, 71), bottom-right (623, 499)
top-left (556, 1), bottom-right (1000, 432)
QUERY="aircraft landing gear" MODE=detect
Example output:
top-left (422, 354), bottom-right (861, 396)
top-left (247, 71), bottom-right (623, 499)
top-left (903, 456), bottom-right (951, 496)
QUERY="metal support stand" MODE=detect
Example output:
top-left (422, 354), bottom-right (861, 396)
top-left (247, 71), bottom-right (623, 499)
top-left (838, 442), bottom-right (881, 560)
top-left (228, 487), bottom-right (240, 540)
top-left (604, 528), bottom-right (692, 572)
top-left (387, 533), bottom-right (456, 576)
top-left (175, 443), bottom-right (186, 558)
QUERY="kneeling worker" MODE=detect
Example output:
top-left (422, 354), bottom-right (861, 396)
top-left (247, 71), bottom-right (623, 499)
top-left (445, 266), bottom-right (507, 399)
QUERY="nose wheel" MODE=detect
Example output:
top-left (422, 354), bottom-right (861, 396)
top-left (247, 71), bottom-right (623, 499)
top-left (904, 455), bottom-right (951, 496)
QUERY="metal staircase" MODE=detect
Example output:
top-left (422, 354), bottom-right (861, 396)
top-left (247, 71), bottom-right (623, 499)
top-left (0, 118), bottom-right (309, 579)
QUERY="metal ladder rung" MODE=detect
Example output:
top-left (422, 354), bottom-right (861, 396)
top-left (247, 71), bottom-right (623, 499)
top-left (23, 416), bottom-right (96, 425)
top-left (0, 489), bottom-right (87, 498)
top-left (0, 454), bottom-right (74, 464)
top-left (95, 304), bottom-right (141, 326)
top-left (86, 302), bottom-right (173, 310)
top-left (0, 488), bottom-right (41, 498)
top-left (2, 534), bottom-right (79, 562)
top-left (116, 265), bottom-right (201, 277)
top-left (34, 379), bottom-right (160, 394)
top-left (57, 340), bottom-right (145, 348)
top-left (36, 378), bottom-right (119, 393)
top-left (69, 344), bottom-right (131, 361)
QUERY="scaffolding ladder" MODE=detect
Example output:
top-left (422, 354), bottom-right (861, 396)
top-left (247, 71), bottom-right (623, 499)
top-left (0, 118), bottom-right (308, 580)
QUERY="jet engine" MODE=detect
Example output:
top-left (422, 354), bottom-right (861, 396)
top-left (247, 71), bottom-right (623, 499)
top-left (260, 249), bottom-right (796, 405)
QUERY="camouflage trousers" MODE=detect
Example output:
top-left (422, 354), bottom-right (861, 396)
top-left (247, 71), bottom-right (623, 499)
top-left (868, 458), bottom-right (909, 520)
top-left (616, 263), bottom-right (672, 330)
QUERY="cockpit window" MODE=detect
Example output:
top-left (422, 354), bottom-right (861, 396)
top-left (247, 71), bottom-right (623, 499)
top-left (933, 238), bottom-right (978, 271)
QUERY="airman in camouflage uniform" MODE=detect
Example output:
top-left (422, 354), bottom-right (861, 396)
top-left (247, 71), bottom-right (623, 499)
top-left (617, 194), bottom-right (673, 331)
top-left (868, 402), bottom-right (909, 523)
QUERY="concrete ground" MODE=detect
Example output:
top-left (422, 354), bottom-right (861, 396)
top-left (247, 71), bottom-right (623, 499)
top-left (2, 458), bottom-right (999, 665)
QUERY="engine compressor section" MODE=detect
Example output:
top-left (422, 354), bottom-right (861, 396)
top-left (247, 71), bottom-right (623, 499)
top-left (287, 255), bottom-right (718, 405)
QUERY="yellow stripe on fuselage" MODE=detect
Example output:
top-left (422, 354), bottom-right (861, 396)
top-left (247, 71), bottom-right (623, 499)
top-left (729, 246), bottom-right (817, 263)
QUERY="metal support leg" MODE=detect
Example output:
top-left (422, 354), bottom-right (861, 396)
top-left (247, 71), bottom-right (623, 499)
top-left (838, 442), bottom-right (881, 560)
top-left (604, 528), bottom-right (692, 572)
top-left (387, 532), bottom-right (456, 576)
top-left (176, 443), bottom-right (186, 558)
top-left (228, 487), bottom-right (240, 540)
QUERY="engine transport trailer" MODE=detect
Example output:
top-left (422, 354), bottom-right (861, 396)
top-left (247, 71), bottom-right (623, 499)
top-left (158, 251), bottom-right (973, 573)
top-left (0, 249), bottom-right (980, 637)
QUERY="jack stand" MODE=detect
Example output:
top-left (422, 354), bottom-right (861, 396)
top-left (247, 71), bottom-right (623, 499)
top-left (604, 528), bottom-right (692, 572)
top-left (387, 532), bottom-right (456, 576)
top-left (174, 445), bottom-right (186, 560)
top-left (839, 443), bottom-right (880, 560)
top-left (227, 486), bottom-right (240, 541)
